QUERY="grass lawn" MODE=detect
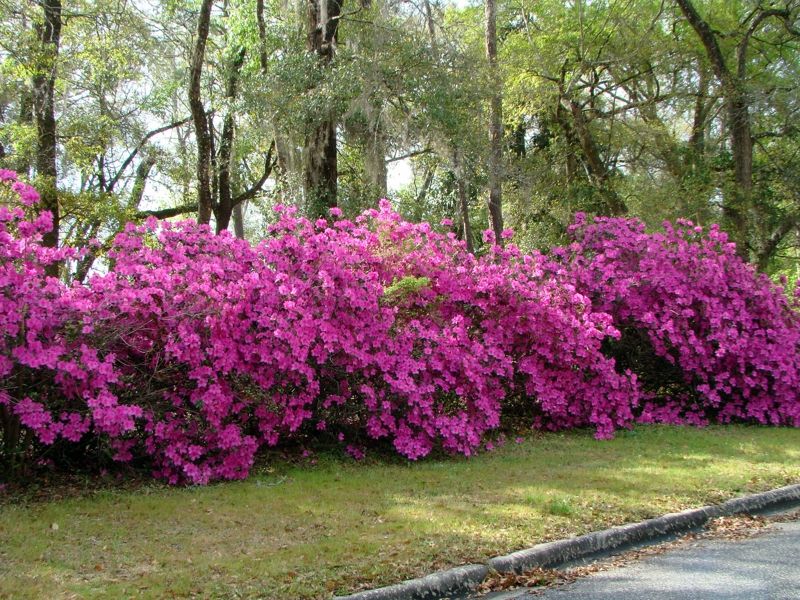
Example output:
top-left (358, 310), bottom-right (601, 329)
top-left (1, 425), bottom-right (799, 599)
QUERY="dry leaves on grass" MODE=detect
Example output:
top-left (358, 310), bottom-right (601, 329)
top-left (475, 511), bottom-right (796, 595)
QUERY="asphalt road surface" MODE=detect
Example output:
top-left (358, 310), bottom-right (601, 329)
top-left (484, 519), bottom-right (800, 600)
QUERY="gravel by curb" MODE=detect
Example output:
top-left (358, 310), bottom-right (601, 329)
top-left (335, 483), bottom-right (800, 600)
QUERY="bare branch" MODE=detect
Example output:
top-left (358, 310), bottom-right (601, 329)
top-left (107, 116), bottom-right (192, 192)
top-left (232, 140), bottom-right (277, 207)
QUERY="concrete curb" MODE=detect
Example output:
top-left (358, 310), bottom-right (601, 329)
top-left (335, 564), bottom-right (489, 600)
top-left (335, 483), bottom-right (800, 600)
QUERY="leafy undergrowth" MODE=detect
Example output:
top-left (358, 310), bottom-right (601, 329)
top-left (1, 425), bottom-right (799, 599)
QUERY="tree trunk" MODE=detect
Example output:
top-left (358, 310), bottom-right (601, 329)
top-left (232, 203), bottom-right (245, 239)
top-left (689, 64), bottom-right (709, 157)
top-left (32, 0), bottom-right (62, 256)
top-left (454, 151), bottom-right (474, 253)
top-left (215, 48), bottom-right (246, 233)
top-left (364, 118), bottom-right (387, 199)
top-left (422, 0), bottom-right (437, 50)
top-left (510, 120), bottom-right (526, 158)
top-left (675, 0), bottom-right (754, 257)
top-left (485, 0), bottom-right (504, 243)
top-left (189, 0), bottom-right (214, 225)
top-left (567, 98), bottom-right (626, 215)
top-left (304, 0), bottom-right (343, 218)
top-left (128, 155), bottom-right (156, 210)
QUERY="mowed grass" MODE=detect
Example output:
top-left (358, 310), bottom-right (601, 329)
top-left (1, 426), bottom-right (799, 599)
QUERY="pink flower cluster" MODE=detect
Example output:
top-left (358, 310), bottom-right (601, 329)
top-left (2, 174), bottom-right (798, 484)
top-left (554, 214), bottom-right (800, 427)
top-left (0, 171), bottom-right (121, 456)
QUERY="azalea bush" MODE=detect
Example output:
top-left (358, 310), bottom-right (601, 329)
top-left (555, 214), bottom-right (800, 427)
top-left (1, 173), bottom-right (798, 484)
top-left (71, 204), bottom-right (636, 482)
top-left (0, 170), bottom-right (124, 467)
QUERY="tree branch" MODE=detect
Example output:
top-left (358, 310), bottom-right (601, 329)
top-left (107, 116), bottom-right (192, 192)
top-left (737, 8), bottom-right (790, 79)
top-left (675, 0), bottom-right (732, 86)
top-left (386, 148), bottom-right (432, 163)
top-left (232, 140), bottom-right (277, 207)
top-left (136, 203), bottom-right (199, 220)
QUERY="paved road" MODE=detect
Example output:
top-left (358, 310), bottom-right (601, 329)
top-left (484, 520), bottom-right (800, 600)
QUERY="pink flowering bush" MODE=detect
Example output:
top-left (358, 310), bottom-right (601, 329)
top-left (2, 172), bottom-right (798, 484)
top-left (554, 214), bottom-right (800, 427)
top-left (0, 170), bottom-right (125, 466)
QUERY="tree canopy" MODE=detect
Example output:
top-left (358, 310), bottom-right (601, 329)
top-left (1, 0), bottom-right (798, 275)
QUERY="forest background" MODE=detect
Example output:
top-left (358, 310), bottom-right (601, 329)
top-left (1, 0), bottom-right (799, 278)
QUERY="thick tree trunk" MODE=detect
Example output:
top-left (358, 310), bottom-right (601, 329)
top-left (304, 121), bottom-right (338, 217)
top-left (485, 0), bottom-right (504, 243)
top-left (304, 0), bottom-right (343, 218)
top-left (689, 65), bottom-right (709, 156)
top-left (232, 203), bottom-right (245, 239)
top-left (32, 0), bottom-right (62, 256)
top-left (189, 0), bottom-right (214, 225)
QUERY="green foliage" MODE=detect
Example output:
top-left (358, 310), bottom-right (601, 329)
top-left (381, 275), bottom-right (431, 305)
top-left (0, 0), bottom-right (796, 275)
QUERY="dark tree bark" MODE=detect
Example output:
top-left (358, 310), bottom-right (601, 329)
top-left (689, 64), bottom-right (710, 157)
top-left (485, 0), bottom-right (504, 243)
top-left (510, 120), bottom-right (526, 158)
top-left (189, 0), bottom-right (214, 225)
top-left (215, 47), bottom-right (246, 233)
top-left (304, 0), bottom-right (343, 218)
top-left (256, 0), bottom-right (269, 73)
top-left (32, 0), bottom-right (62, 255)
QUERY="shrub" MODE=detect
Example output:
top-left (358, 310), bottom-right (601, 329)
top-left (554, 214), bottom-right (800, 427)
top-left (3, 173), bottom-right (797, 485)
top-left (0, 170), bottom-right (127, 469)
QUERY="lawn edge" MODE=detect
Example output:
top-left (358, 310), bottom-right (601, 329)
top-left (335, 483), bottom-right (800, 600)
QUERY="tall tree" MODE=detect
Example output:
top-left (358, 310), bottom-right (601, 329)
top-left (189, 0), bottom-right (214, 225)
top-left (304, 0), bottom-right (343, 218)
top-left (675, 0), bottom-right (799, 258)
top-left (485, 0), bottom-right (504, 243)
top-left (32, 0), bottom-right (62, 252)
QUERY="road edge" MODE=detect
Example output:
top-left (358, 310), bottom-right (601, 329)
top-left (335, 483), bottom-right (800, 600)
